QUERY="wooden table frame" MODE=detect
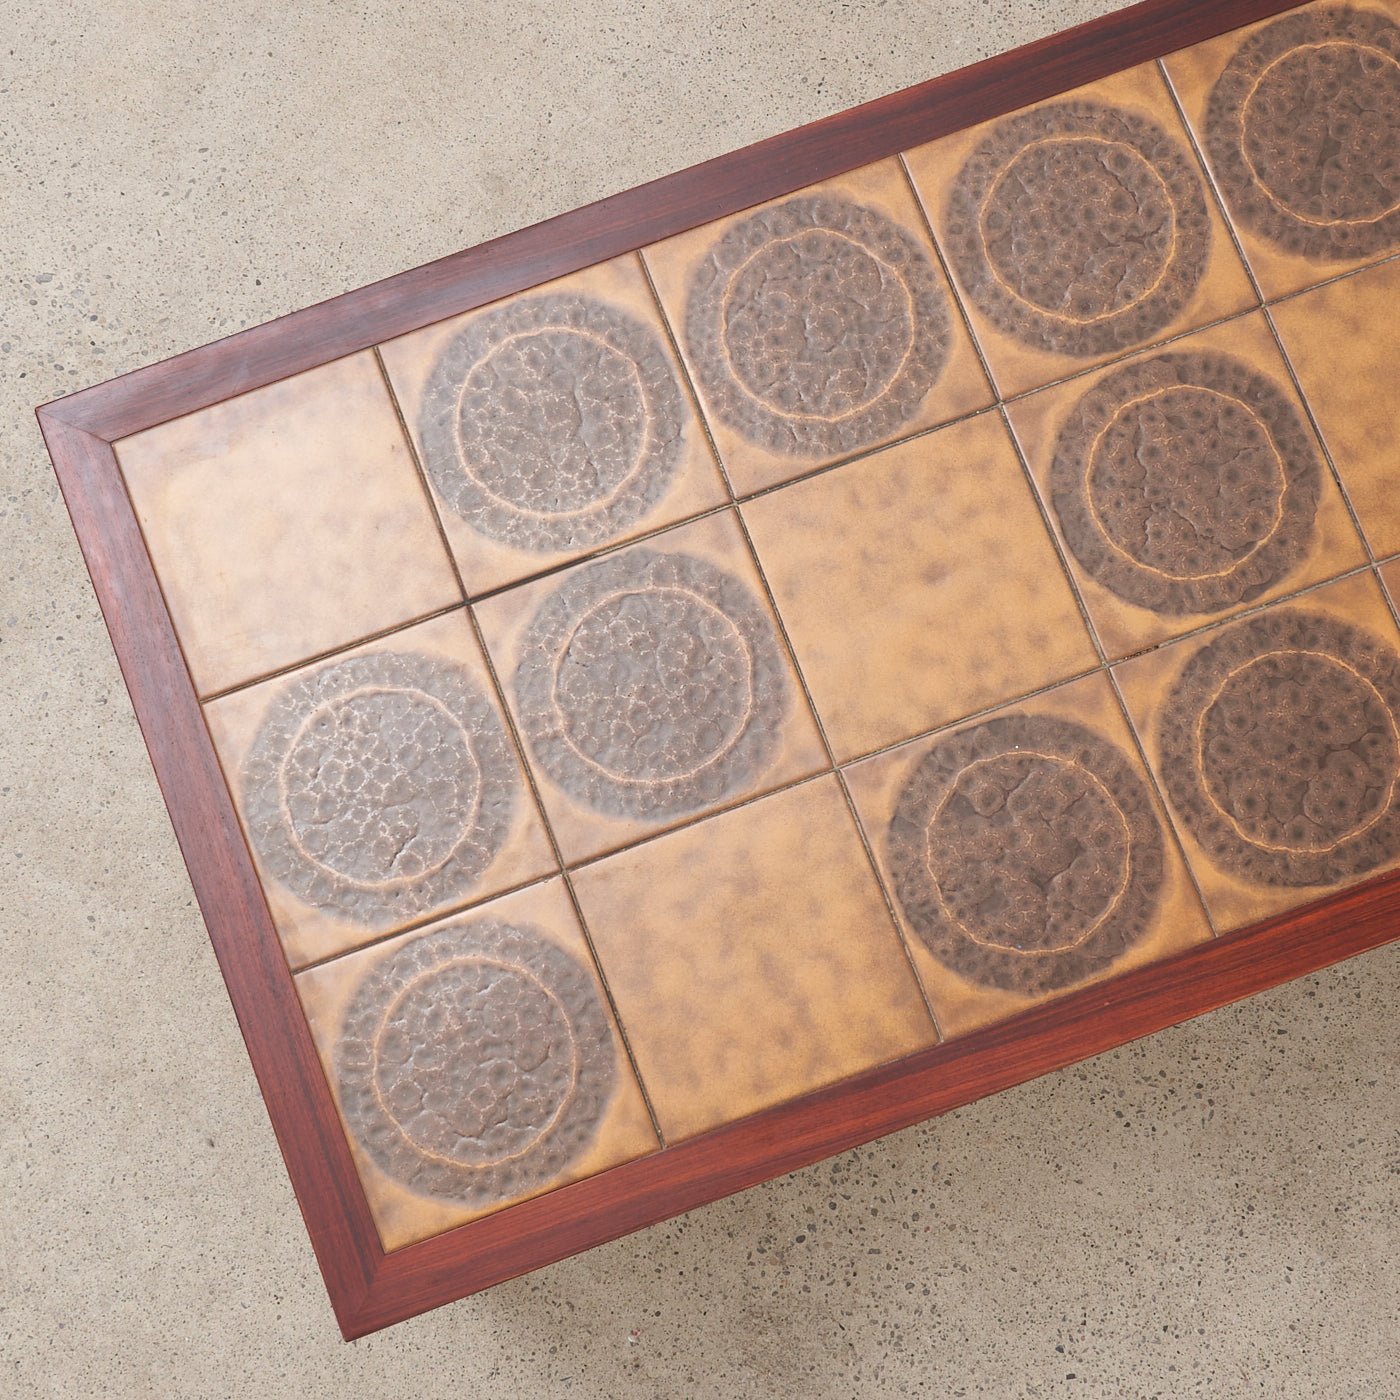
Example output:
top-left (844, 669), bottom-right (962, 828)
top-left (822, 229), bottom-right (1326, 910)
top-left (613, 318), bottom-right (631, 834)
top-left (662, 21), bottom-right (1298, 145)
top-left (36, 0), bottom-right (1400, 1338)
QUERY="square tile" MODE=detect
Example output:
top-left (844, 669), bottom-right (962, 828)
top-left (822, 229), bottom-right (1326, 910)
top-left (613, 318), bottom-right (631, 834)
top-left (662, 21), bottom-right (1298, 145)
top-left (204, 609), bottom-right (557, 968)
top-left (294, 878), bottom-right (659, 1251)
top-left (844, 671), bottom-right (1212, 1039)
top-left (1163, 0), bottom-right (1400, 301)
top-left (1382, 557), bottom-right (1400, 606)
top-left (472, 509), bottom-right (830, 863)
top-left (642, 157), bottom-right (994, 495)
top-left (1270, 257), bottom-right (1400, 556)
top-left (1114, 570), bottom-right (1400, 932)
top-left (570, 776), bottom-right (936, 1141)
top-left (378, 253), bottom-right (729, 597)
top-left (741, 411), bottom-right (1097, 761)
top-left (1006, 310), bottom-right (1367, 660)
top-left (904, 61), bottom-right (1258, 399)
top-left (115, 351), bottom-right (460, 697)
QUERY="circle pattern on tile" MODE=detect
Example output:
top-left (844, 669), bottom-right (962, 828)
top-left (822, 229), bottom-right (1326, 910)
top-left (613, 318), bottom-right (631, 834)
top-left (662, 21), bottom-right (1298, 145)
top-left (1159, 608), bottom-right (1400, 886)
top-left (943, 100), bottom-right (1213, 357)
top-left (243, 650), bottom-right (517, 927)
top-left (418, 293), bottom-right (688, 552)
top-left (1050, 349), bottom-right (1323, 615)
top-left (887, 713), bottom-right (1165, 996)
top-left (683, 193), bottom-right (952, 456)
top-left (1206, 6), bottom-right (1400, 262)
top-left (335, 918), bottom-right (616, 1204)
top-left (514, 547), bottom-right (789, 819)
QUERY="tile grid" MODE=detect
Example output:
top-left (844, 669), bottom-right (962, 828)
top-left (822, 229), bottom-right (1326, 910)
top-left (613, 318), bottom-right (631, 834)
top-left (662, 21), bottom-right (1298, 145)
top-left (197, 33), bottom-right (1400, 1087)
top-left (368, 347), bottom-right (671, 1152)
top-left (633, 248), bottom-right (946, 1039)
top-left (1156, 56), bottom-right (1400, 650)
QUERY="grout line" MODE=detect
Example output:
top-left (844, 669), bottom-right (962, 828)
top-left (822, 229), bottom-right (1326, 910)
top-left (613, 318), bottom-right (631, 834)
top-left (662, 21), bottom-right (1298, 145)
top-left (1261, 246), bottom-right (1400, 308)
top-left (198, 599), bottom-right (469, 704)
top-left (1103, 664), bottom-right (1220, 940)
top-left (376, 343), bottom-right (670, 1150)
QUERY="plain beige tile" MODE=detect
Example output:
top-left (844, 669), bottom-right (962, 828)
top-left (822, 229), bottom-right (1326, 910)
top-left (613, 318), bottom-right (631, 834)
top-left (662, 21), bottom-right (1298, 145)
top-left (114, 351), bottom-right (460, 696)
top-left (379, 252), bottom-right (728, 596)
top-left (571, 776), bottom-right (936, 1141)
top-left (295, 878), bottom-right (658, 1251)
top-left (643, 156), bottom-right (993, 495)
top-left (1006, 310), bottom-right (1366, 659)
top-left (844, 671), bottom-right (1211, 1038)
top-left (742, 411), bottom-right (1097, 760)
top-left (1114, 571), bottom-right (1400, 932)
top-left (204, 609), bottom-right (556, 967)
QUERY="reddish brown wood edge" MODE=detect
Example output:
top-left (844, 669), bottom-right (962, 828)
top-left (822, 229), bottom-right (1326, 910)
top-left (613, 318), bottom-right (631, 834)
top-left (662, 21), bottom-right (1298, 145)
top-left (33, 0), bottom-right (1361, 1342)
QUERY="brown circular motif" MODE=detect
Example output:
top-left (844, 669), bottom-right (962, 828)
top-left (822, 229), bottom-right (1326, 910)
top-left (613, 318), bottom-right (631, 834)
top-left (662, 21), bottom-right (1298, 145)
top-left (683, 193), bottom-right (952, 456)
top-left (335, 919), bottom-right (616, 1204)
top-left (242, 651), bottom-right (517, 928)
top-left (1159, 608), bottom-right (1400, 886)
top-left (1050, 350), bottom-right (1323, 615)
top-left (513, 548), bottom-right (789, 819)
top-left (887, 713), bottom-right (1165, 996)
top-left (1206, 5), bottom-right (1400, 262)
top-left (943, 100), bottom-right (1213, 356)
top-left (418, 294), bottom-right (687, 552)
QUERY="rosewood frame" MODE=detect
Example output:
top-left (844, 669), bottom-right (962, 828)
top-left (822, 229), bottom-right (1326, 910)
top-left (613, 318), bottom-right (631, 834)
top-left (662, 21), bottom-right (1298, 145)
top-left (37, 0), bottom-right (1395, 1339)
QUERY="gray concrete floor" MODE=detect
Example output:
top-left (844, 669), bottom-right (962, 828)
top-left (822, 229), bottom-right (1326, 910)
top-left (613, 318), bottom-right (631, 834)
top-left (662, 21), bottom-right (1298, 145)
top-left (3, 1), bottom-right (1398, 1394)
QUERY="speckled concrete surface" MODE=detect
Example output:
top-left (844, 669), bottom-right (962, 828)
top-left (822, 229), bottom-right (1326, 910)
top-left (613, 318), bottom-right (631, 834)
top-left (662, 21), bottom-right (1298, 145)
top-left (3, 1), bottom-right (1399, 1394)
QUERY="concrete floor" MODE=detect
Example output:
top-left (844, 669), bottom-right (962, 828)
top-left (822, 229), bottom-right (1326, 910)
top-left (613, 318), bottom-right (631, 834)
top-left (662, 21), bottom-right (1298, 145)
top-left (3, 1), bottom-right (1398, 1394)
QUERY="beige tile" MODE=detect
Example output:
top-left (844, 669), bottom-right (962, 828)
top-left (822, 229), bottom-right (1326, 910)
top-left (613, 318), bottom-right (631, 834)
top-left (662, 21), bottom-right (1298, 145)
top-left (571, 776), bottom-right (935, 1141)
top-left (1271, 258), bottom-right (1400, 556)
top-left (1164, 0), bottom-right (1400, 301)
top-left (1382, 557), bottom-right (1400, 607)
top-left (844, 671), bottom-right (1211, 1038)
top-left (204, 609), bottom-right (556, 968)
top-left (742, 411), bottom-right (1096, 761)
top-left (115, 351), bottom-right (460, 696)
top-left (1006, 310), bottom-right (1367, 659)
top-left (473, 509), bottom-right (830, 862)
top-left (905, 61), bottom-right (1257, 398)
top-left (295, 878), bottom-right (658, 1251)
top-left (1114, 571), bottom-right (1400, 931)
top-left (642, 157), bottom-right (993, 495)
top-left (378, 253), bottom-right (728, 597)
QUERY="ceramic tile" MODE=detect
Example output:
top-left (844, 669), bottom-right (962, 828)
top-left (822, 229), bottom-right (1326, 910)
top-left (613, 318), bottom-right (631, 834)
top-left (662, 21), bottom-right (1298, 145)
top-left (378, 253), bottom-right (729, 597)
top-left (641, 157), bottom-right (994, 496)
top-left (904, 62), bottom-right (1258, 399)
top-left (1006, 310), bottom-right (1367, 660)
top-left (844, 671), bottom-right (1211, 1039)
top-left (472, 509), bottom-right (830, 863)
top-left (1270, 257), bottom-right (1400, 556)
top-left (1163, 0), bottom-right (1400, 301)
top-left (115, 352), bottom-right (460, 697)
top-left (1382, 557), bottom-right (1400, 610)
top-left (741, 411), bottom-right (1096, 761)
top-left (294, 878), bottom-right (659, 1251)
top-left (204, 609), bottom-right (557, 968)
top-left (1114, 570), bottom-right (1400, 932)
top-left (570, 776), bottom-right (936, 1141)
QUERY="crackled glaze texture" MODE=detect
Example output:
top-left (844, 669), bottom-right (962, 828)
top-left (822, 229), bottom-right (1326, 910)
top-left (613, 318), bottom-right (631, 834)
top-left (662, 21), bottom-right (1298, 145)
top-left (1206, 5), bottom-right (1400, 262)
top-left (887, 713), bottom-right (1166, 996)
top-left (1160, 608), bottom-right (1400, 886)
top-left (333, 919), bottom-right (615, 1204)
top-left (416, 294), bottom-right (687, 551)
top-left (1050, 349), bottom-right (1323, 615)
top-left (242, 652), bottom-right (517, 927)
top-left (942, 99), bottom-right (1212, 356)
top-left (512, 548), bottom-right (789, 819)
top-left (683, 193), bottom-right (952, 455)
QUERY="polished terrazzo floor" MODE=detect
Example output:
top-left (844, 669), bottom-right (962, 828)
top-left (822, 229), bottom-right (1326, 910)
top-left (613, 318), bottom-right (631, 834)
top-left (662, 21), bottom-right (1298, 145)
top-left (110, 0), bottom-right (1400, 1253)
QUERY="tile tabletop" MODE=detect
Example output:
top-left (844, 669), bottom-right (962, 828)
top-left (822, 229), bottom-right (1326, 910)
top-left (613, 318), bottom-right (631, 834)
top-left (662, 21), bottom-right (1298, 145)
top-left (96, 0), bottom-right (1400, 1261)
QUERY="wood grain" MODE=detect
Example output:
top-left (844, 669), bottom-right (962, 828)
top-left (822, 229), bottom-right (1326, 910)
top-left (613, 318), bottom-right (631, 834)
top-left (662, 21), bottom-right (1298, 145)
top-left (35, 0), bottom-right (1367, 1342)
